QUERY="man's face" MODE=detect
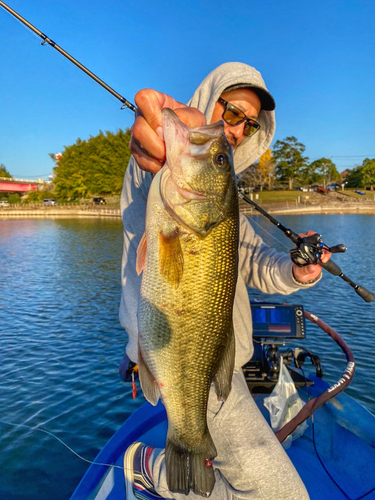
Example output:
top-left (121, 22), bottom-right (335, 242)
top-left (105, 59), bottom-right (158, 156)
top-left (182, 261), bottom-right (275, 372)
top-left (210, 88), bottom-right (261, 149)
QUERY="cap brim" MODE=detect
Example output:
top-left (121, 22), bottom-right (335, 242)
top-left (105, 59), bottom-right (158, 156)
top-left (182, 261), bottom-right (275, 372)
top-left (223, 84), bottom-right (275, 111)
top-left (250, 87), bottom-right (275, 111)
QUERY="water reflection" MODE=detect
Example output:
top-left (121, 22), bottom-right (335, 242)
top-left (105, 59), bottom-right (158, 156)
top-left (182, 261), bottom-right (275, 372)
top-left (0, 215), bottom-right (374, 500)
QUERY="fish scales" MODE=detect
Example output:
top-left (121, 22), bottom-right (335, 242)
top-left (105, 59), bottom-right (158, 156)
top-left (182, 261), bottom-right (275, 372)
top-left (137, 109), bottom-right (239, 497)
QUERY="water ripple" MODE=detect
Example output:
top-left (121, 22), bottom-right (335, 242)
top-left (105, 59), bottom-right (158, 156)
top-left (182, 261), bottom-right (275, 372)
top-left (0, 216), bottom-right (374, 499)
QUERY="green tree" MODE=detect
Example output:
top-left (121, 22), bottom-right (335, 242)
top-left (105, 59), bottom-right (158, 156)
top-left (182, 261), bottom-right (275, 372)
top-left (0, 163), bottom-right (12, 178)
top-left (273, 137), bottom-right (309, 189)
top-left (345, 166), bottom-right (363, 188)
top-left (307, 158), bottom-right (340, 187)
top-left (53, 128), bottom-right (132, 200)
top-left (361, 158), bottom-right (375, 190)
top-left (8, 193), bottom-right (21, 204)
top-left (24, 191), bottom-right (46, 203)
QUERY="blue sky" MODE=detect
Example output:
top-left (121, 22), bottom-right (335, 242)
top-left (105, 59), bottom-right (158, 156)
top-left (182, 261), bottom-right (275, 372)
top-left (1, 0), bottom-right (374, 179)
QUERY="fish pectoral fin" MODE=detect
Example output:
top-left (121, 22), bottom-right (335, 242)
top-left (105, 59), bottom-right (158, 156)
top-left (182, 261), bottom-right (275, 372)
top-left (138, 345), bottom-right (160, 406)
top-left (213, 329), bottom-right (235, 401)
top-left (159, 230), bottom-right (184, 287)
top-left (136, 233), bottom-right (147, 275)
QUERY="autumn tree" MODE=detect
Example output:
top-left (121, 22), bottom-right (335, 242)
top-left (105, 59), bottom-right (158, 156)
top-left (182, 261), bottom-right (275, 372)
top-left (273, 137), bottom-right (308, 189)
top-left (258, 148), bottom-right (276, 190)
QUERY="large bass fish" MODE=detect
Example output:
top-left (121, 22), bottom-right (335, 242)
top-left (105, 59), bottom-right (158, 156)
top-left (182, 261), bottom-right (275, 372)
top-left (136, 108), bottom-right (239, 497)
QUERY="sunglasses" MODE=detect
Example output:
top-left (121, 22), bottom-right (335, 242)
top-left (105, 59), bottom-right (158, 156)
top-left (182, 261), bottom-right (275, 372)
top-left (218, 97), bottom-right (261, 137)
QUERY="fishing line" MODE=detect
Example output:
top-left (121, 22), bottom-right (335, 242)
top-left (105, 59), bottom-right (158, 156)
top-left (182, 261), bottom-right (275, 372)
top-left (246, 215), bottom-right (291, 251)
top-left (0, 418), bottom-right (173, 496)
top-left (0, 419), bottom-right (125, 470)
top-left (6, 9), bottom-right (41, 41)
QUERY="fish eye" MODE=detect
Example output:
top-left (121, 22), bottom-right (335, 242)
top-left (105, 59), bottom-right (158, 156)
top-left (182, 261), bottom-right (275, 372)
top-left (214, 152), bottom-right (228, 167)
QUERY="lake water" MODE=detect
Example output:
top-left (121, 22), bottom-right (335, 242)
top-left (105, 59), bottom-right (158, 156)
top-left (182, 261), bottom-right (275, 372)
top-left (0, 215), bottom-right (374, 500)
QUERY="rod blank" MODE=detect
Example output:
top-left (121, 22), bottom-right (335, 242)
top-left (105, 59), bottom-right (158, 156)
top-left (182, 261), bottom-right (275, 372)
top-left (0, 0), bottom-right (136, 111)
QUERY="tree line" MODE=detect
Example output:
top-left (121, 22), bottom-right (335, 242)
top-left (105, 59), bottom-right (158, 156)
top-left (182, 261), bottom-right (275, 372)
top-left (1, 132), bottom-right (374, 202)
top-left (239, 137), bottom-right (375, 191)
top-left (51, 128), bottom-right (132, 200)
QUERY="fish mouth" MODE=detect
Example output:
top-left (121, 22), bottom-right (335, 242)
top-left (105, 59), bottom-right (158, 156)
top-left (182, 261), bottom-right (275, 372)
top-left (164, 169), bottom-right (207, 202)
top-left (174, 182), bottom-right (207, 201)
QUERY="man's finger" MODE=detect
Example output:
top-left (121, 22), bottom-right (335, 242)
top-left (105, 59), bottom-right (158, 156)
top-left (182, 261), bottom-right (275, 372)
top-left (130, 137), bottom-right (164, 174)
top-left (131, 115), bottom-right (166, 163)
top-left (135, 89), bottom-right (187, 132)
top-left (174, 107), bottom-right (207, 128)
top-left (320, 249), bottom-right (332, 264)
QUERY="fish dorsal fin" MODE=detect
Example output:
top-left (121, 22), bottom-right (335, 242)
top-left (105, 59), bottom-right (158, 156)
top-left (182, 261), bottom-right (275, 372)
top-left (136, 233), bottom-right (147, 275)
top-left (159, 230), bottom-right (184, 287)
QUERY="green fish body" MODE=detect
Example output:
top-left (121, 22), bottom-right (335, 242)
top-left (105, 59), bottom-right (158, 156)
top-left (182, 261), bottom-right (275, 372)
top-left (137, 109), bottom-right (239, 497)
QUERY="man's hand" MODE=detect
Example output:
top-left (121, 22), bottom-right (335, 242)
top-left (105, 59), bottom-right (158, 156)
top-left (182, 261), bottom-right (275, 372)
top-left (130, 89), bottom-right (206, 173)
top-left (292, 230), bottom-right (332, 283)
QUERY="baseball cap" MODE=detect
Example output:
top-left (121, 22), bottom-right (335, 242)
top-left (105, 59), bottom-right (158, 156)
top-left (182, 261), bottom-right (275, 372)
top-left (223, 83), bottom-right (276, 111)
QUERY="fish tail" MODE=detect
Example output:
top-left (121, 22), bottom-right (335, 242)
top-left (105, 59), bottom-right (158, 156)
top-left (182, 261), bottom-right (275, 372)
top-left (166, 432), bottom-right (217, 497)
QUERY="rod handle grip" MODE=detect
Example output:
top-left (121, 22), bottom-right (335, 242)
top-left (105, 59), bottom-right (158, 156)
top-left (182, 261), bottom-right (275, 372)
top-left (355, 286), bottom-right (375, 303)
top-left (320, 260), bottom-right (342, 276)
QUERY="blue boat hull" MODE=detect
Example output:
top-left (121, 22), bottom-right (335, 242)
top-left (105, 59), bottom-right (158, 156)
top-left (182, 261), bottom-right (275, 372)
top-left (70, 372), bottom-right (375, 500)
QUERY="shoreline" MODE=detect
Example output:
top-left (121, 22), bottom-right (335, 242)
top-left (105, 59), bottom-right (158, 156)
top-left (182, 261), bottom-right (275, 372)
top-left (241, 204), bottom-right (375, 216)
top-left (0, 204), bottom-right (375, 219)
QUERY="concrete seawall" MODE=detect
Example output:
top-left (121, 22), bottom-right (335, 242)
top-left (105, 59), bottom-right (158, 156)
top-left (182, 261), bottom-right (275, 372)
top-left (1, 204), bottom-right (375, 219)
top-left (240, 204), bottom-right (375, 216)
top-left (0, 207), bottom-right (121, 219)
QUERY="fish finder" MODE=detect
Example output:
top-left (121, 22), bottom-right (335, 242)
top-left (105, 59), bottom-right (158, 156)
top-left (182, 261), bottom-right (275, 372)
top-left (243, 302), bottom-right (310, 389)
top-left (251, 302), bottom-right (305, 339)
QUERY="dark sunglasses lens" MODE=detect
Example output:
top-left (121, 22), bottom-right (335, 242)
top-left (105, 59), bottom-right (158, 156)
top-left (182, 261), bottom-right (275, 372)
top-left (223, 106), bottom-right (244, 126)
top-left (244, 121), bottom-right (259, 137)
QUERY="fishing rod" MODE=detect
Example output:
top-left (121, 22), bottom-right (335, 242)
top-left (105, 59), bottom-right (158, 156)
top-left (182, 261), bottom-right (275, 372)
top-left (238, 190), bottom-right (374, 303)
top-left (0, 0), bottom-right (136, 112)
top-left (1, 1), bottom-right (374, 303)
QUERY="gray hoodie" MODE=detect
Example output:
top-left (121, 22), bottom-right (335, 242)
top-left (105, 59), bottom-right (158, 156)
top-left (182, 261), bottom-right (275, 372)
top-left (120, 62), bottom-right (317, 368)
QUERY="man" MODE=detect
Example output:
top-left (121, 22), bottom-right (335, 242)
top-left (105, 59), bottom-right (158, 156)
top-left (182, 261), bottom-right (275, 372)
top-left (120, 62), bottom-right (330, 499)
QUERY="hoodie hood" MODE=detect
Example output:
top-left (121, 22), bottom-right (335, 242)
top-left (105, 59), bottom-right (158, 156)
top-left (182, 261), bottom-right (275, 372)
top-left (188, 62), bottom-right (276, 174)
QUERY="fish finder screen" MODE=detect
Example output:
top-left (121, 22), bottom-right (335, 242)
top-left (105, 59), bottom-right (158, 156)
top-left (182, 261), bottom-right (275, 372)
top-left (251, 305), bottom-right (296, 338)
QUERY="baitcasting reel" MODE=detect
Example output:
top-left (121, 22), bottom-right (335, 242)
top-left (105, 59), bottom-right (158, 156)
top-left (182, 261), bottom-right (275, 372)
top-left (290, 233), bottom-right (347, 267)
top-left (238, 189), bottom-right (374, 303)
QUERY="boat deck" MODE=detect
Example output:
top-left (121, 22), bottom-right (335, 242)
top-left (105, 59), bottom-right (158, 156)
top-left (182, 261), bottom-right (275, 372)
top-left (71, 374), bottom-right (375, 500)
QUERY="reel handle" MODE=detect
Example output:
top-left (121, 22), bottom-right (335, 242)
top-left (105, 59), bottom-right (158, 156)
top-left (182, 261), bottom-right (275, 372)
top-left (328, 244), bottom-right (347, 254)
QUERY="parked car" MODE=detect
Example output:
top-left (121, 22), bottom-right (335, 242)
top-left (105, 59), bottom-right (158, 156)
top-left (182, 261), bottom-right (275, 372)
top-left (326, 184), bottom-right (340, 191)
top-left (43, 199), bottom-right (58, 206)
top-left (93, 197), bottom-right (106, 205)
top-left (0, 200), bottom-right (10, 207)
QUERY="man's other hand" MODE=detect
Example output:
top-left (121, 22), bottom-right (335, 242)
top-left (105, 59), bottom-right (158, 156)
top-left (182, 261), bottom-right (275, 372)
top-left (292, 230), bottom-right (332, 283)
top-left (130, 89), bottom-right (206, 173)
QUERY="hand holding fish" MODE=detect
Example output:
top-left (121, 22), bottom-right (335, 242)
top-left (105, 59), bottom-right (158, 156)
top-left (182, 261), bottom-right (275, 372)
top-left (130, 89), bottom-right (206, 172)
top-left (292, 230), bottom-right (332, 283)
